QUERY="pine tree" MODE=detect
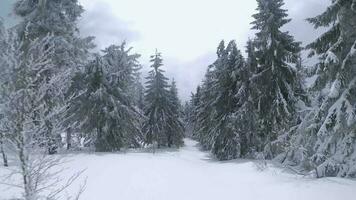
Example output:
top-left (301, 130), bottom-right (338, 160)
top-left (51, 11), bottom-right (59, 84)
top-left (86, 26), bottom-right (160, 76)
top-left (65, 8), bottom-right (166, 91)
top-left (65, 44), bottom-right (142, 152)
top-left (194, 67), bottom-right (217, 150)
top-left (193, 40), bottom-right (250, 160)
top-left (251, 0), bottom-right (302, 159)
top-left (231, 40), bottom-right (260, 157)
top-left (143, 51), bottom-right (184, 148)
top-left (167, 80), bottom-right (185, 147)
top-left (188, 87), bottom-right (201, 139)
top-left (284, 0), bottom-right (356, 177)
top-left (210, 41), bottom-right (246, 160)
top-left (182, 101), bottom-right (193, 137)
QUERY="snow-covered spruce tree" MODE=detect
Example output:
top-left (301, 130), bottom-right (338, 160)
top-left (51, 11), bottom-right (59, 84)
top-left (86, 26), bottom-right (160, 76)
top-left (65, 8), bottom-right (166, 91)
top-left (167, 80), bottom-right (185, 147)
top-left (192, 40), bottom-right (250, 160)
top-left (194, 67), bottom-right (217, 150)
top-left (65, 44), bottom-right (142, 152)
top-left (231, 39), bottom-right (260, 157)
top-left (251, 0), bottom-right (302, 159)
top-left (183, 95), bottom-right (196, 138)
top-left (13, 0), bottom-right (95, 153)
top-left (143, 51), bottom-right (184, 148)
top-left (209, 41), bottom-right (246, 160)
top-left (188, 87), bottom-right (201, 139)
top-left (283, 0), bottom-right (356, 177)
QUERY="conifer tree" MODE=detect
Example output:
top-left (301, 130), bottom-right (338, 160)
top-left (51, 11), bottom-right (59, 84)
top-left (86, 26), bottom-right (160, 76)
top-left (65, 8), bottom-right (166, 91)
top-left (188, 87), bottom-right (201, 139)
top-left (284, 0), bottom-right (356, 177)
top-left (251, 0), bottom-right (302, 158)
top-left (193, 40), bottom-right (249, 160)
top-left (143, 51), bottom-right (184, 148)
top-left (210, 41), bottom-right (246, 160)
top-left (194, 67), bottom-right (217, 150)
top-left (66, 44), bottom-right (142, 151)
top-left (167, 80), bottom-right (185, 147)
top-left (231, 40), bottom-right (260, 157)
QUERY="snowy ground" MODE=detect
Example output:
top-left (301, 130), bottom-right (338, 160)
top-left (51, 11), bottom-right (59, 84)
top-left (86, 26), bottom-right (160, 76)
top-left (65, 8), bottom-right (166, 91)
top-left (1, 138), bottom-right (356, 200)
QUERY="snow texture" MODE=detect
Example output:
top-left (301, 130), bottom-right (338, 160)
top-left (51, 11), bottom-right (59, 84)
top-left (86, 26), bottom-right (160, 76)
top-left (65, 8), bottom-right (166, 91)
top-left (1, 139), bottom-right (356, 200)
top-left (304, 74), bottom-right (318, 88)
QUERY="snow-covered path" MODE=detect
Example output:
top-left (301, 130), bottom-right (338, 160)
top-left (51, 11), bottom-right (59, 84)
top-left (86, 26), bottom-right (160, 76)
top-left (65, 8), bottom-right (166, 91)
top-left (2, 138), bottom-right (356, 200)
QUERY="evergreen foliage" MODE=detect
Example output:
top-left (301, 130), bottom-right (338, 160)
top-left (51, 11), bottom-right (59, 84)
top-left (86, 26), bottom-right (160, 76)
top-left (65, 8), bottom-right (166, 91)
top-left (251, 0), bottom-right (302, 159)
top-left (13, 0), bottom-right (95, 154)
top-left (283, 0), bottom-right (356, 177)
top-left (190, 0), bottom-right (304, 161)
top-left (143, 51), bottom-right (184, 148)
top-left (66, 44), bottom-right (143, 151)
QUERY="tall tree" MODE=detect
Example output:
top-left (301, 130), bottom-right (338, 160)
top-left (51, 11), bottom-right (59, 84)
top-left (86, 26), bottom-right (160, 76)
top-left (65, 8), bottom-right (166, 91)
top-left (167, 80), bottom-right (185, 147)
top-left (251, 0), bottom-right (302, 158)
top-left (65, 44), bottom-right (143, 152)
top-left (210, 41), bottom-right (246, 160)
top-left (194, 66), bottom-right (217, 150)
top-left (284, 0), bottom-right (356, 177)
top-left (143, 51), bottom-right (184, 148)
top-left (13, 0), bottom-right (94, 153)
top-left (193, 40), bottom-right (250, 160)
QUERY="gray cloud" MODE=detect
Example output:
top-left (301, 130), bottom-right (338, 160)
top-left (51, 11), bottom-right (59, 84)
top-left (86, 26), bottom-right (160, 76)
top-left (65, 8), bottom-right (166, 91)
top-left (164, 53), bottom-right (216, 101)
top-left (285, 0), bottom-right (329, 45)
top-left (79, 3), bottom-right (140, 50)
top-left (284, 0), bottom-right (329, 65)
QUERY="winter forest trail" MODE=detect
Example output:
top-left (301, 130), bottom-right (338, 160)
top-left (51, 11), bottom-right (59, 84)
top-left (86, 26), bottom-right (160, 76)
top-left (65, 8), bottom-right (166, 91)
top-left (2, 139), bottom-right (356, 200)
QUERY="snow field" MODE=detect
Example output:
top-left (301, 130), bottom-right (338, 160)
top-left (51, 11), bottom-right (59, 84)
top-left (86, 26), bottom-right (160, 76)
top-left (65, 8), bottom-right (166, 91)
top-left (1, 139), bottom-right (356, 200)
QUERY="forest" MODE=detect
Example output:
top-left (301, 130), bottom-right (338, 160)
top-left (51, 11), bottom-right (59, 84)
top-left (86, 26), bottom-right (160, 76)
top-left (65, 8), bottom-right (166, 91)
top-left (0, 0), bottom-right (356, 200)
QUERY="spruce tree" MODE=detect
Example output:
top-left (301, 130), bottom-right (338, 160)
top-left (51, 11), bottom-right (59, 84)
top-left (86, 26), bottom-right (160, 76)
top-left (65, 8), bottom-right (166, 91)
top-left (143, 51), bottom-right (184, 148)
top-left (193, 40), bottom-right (250, 160)
top-left (65, 44), bottom-right (142, 151)
top-left (167, 80), bottom-right (185, 147)
top-left (210, 41), bottom-right (246, 160)
top-left (231, 40), bottom-right (260, 157)
top-left (285, 0), bottom-right (356, 177)
top-left (194, 67), bottom-right (217, 150)
top-left (189, 87), bottom-right (201, 139)
top-left (251, 0), bottom-right (302, 158)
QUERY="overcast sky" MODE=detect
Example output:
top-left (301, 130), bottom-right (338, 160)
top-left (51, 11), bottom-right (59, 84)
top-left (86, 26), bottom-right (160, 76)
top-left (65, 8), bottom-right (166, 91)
top-left (1, 0), bottom-right (329, 100)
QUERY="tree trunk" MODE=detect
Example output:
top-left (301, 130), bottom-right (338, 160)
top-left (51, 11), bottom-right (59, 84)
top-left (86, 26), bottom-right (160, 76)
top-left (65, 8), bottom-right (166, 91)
top-left (0, 138), bottom-right (8, 167)
top-left (17, 129), bottom-right (35, 200)
top-left (66, 127), bottom-right (72, 150)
